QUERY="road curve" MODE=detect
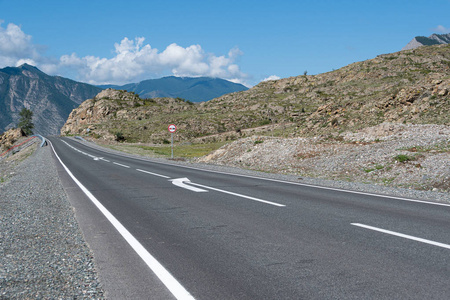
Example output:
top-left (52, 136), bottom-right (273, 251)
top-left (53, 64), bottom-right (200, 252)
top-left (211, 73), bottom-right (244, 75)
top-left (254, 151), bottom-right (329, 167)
top-left (48, 136), bottom-right (450, 299)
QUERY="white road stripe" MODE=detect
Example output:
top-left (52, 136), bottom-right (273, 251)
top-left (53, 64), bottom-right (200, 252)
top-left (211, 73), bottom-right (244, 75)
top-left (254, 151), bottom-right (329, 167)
top-left (80, 142), bottom-right (449, 208)
top-left (351, 223), bottom-right (450, 250)
top-left (67, 138), bottom-right (449, 208)
top-left (136, 168), bottom-right (171, 179)
top-left (50, 140), bottom-right (196, 300)
top-left (189, 182), bottom-right (286, 207)
top-left (113, 162), bottom-right (130, 168)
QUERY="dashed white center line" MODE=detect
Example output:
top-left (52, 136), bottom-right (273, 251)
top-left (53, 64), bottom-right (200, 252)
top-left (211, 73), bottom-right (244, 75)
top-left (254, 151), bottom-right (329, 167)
top-left (352, 223), bottom-right (450, 250)
top-left (113, 162), bottom-right (130, 168)
top-left (62, 139), bottom-right (285, 207)
top-left (136, 169), bottom-right (171, 179)
top-left (189, 182), bottom-right (286, 207)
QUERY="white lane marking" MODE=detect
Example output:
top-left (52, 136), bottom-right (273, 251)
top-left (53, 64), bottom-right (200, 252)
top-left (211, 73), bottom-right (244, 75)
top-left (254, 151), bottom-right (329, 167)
top-left (63, 140), bottom-right (110, 162)
top-left (351, 223), bottom-right (450, 250)
top-left (113, 162), bottom-right (130, 168)
top-left (69, 139), bottom-right (450, 208)
top-left (67, 138), bottom-right (449, 208)
top-left (189, 182), bottom-right (285, 207)
top-left (185, 169), bottom-right (450, 207)
top-left (169, 178), bottom-right (208, 193)
top-left (136, 169), bottom-right (171, 179)
top-left (50, 140), bottom-right (196, 300)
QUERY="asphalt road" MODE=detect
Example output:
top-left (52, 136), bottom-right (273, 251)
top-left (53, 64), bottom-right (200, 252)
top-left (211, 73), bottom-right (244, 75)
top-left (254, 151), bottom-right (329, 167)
top-left (48, 136), bottom-right (450, 299)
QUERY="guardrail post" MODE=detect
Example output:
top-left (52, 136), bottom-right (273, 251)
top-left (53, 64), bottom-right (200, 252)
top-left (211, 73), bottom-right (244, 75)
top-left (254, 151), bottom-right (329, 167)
top-left (31, 135), bottom-right (47, 147)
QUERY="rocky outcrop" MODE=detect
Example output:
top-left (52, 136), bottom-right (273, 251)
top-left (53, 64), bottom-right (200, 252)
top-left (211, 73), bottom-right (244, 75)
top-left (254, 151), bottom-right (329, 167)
top-left (403, 33), bottom-right (450, 50)
top-left (0, 128), bottom-right (25, 151)
top-left (61, 44), bottom-right (450, 144)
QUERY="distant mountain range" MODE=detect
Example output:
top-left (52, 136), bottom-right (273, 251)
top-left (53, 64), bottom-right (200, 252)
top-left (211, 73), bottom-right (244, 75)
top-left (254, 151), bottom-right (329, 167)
top-left (0, 65), bottom-right (247, 135)
top-left (98, 76), bottom-right (248, 102)
top-left (0, 64), bottom-right (101, 135)
top-left (402, 33), bottom-right (450, 50)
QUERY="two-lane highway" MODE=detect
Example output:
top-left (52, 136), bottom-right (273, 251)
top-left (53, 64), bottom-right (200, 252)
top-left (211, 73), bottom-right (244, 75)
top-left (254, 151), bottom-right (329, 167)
top-left (48, 136), bottom-right (450, 299)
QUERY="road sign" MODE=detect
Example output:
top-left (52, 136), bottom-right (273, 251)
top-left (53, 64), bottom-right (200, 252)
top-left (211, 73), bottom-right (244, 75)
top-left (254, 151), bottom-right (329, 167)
top-left (168, 124), bottom-right (177, 133)
top-left (168, 124), bottom-right (177, 158)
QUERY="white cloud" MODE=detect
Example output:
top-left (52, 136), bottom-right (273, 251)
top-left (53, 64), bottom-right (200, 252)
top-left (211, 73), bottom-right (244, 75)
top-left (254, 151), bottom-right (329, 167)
top-left (433, 25), bottom-right (450, 33)
top-left (0, 21), bottom-right (40, 67)
top-left (262, 75), bottom-right (280, 82)
top-left (61, 38), bottom-right (248, 85)
top-left (0, 21), bottom-right (248, 85)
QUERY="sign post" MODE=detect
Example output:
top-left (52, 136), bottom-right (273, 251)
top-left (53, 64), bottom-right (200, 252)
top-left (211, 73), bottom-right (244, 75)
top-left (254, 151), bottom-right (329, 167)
top-left (168, 124), bottom-right (177, 158)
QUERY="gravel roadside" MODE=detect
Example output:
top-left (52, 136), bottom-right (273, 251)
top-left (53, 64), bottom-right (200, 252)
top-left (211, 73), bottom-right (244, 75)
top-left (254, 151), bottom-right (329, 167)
top-left (0, 144), bottom-right (104, 299)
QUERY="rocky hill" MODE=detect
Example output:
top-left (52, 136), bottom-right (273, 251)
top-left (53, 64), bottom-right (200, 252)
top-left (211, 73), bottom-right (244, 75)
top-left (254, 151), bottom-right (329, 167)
top-left (403, 33), bottom-right (450, 50)
top-left (0, 64), bottom-right (102, 135)
top-left (62, 44), bottom-right (449, 143)
top-left (197, 123), bottom-right (449, 193)
top-left (99, 76), bottom-right (248, 102)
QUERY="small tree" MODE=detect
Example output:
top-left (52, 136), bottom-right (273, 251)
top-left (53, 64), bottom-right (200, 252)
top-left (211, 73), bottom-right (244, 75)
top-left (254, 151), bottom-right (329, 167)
top-left (18, 108), bottom-right (34, 135)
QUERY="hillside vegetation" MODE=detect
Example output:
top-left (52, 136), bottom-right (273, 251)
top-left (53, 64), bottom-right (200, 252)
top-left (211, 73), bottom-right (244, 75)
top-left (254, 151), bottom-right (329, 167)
top-left (62, 44), bottom-right (449, 143)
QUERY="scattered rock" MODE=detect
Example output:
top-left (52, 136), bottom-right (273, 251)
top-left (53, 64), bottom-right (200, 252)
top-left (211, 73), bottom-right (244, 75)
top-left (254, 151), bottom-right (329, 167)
top-left (197, 123), bottom-right (450, 192)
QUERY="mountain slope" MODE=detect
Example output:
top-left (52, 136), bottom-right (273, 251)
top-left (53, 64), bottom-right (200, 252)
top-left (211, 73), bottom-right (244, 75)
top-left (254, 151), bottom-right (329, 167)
top-left (99, 76), bottom-right (248, 102)
top-left (0, 64), bottom-right (102, 135)
top-left (403, 33), bottom-right (450, 50)
top-left (61, 44), bottom-right (449, 143)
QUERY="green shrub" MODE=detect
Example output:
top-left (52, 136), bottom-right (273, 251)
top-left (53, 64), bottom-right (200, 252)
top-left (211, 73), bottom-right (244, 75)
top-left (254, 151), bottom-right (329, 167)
top-left (394, 154), bottom-right (413, 163)
top-left (259, 119), bottom-right (271, 126)
top-left (115, 132), bottom-right (125, 142)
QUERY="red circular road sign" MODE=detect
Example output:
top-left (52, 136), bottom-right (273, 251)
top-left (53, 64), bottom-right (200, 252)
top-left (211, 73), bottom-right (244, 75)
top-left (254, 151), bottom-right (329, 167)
top-left (168, 124), bottom-right (177, 133)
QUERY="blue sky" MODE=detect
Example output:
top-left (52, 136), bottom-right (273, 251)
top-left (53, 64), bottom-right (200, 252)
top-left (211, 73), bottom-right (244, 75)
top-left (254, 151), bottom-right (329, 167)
top-left (1, 0), bottom-right (449, 87)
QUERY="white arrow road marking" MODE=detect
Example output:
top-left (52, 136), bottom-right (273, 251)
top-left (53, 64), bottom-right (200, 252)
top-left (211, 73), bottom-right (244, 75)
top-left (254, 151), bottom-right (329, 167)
top-left (189, 182), bottom-right (286, 207)
top-left (93, 156), bottom-right (103, 161)
top-left (170, 178), bottom-right (208, 193)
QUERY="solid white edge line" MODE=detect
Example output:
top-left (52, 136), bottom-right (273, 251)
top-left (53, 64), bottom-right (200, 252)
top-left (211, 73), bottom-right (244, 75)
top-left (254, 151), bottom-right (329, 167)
top-left (49, 140), bottom-right (196, 300)
top-left (189, 182), bottom-right (286, 207)
top-left (66, 137), bottom-right (449, 208)
top-left (351, 223), bottom-right (450, 250)
top-left (136, 168), bottom-right (171, 179)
